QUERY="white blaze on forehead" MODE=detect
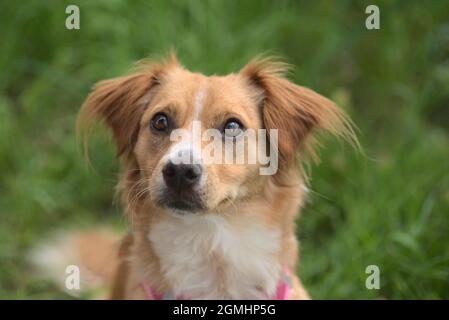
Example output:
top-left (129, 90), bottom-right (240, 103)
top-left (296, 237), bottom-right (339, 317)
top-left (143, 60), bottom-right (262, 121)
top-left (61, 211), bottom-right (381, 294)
top-left (193, 87), bottom-right (207, 121)
top-left (167, 126), bottom-right (203, 166)
top-left (163, 86), bottom-right (208, 166)
top-left (167, 139), bottom-right (202, 164)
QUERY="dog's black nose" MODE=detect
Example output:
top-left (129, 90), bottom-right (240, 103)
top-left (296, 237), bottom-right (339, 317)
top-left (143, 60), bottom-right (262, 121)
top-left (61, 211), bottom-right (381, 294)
top-left (162, 161), bottom-right (202, 190)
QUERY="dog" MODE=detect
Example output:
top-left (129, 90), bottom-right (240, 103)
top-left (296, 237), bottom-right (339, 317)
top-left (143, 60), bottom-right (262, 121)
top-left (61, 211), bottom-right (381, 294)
top-left (32, 53), bottom-right (355, 299)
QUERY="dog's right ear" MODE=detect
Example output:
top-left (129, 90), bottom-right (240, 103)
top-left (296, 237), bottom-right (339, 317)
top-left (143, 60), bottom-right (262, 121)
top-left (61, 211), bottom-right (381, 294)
top-left (240, 56), bottom-right (357, 166)
top-left (77, 55), bottom-right (179, 157)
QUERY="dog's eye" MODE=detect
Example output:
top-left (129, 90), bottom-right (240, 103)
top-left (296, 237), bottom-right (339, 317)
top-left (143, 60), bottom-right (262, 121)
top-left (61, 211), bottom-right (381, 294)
top-left (223, 119), bottom-right (244, 138)
top-left (151, 113), bottom-right (169, 132)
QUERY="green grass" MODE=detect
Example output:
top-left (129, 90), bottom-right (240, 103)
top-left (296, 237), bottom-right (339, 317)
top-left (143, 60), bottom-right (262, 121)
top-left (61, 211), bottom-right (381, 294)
top-left (1, 0), bottom-right (448, 299)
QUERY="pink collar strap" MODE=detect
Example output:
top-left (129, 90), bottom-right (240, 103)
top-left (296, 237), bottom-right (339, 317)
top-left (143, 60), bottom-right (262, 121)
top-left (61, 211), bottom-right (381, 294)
top-left (142, 268), bottom-right (292, 300)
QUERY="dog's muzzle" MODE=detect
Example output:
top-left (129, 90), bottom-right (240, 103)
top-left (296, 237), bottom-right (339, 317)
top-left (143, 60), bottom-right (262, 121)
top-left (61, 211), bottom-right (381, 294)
top-left (159, 161), bottom-right (205, 213)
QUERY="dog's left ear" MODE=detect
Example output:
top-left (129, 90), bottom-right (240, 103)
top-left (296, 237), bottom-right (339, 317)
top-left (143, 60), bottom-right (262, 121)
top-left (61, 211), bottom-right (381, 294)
top-left (77, 55), bottom-right (179, 157)
top-left (240, 57), bottom-right (356, 166)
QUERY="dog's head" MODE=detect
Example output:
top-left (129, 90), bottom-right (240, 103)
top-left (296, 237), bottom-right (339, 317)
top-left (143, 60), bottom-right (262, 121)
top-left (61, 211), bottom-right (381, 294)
top-left (78, 54), bottom-right (354, 215)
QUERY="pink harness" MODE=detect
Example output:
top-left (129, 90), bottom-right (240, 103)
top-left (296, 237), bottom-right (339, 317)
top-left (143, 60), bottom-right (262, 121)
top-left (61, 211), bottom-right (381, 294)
top-left (142, 268), bottom-right (292, 300)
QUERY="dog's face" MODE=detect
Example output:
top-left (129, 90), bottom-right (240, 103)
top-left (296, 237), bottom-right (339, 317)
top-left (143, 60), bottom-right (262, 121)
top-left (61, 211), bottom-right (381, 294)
top-left (79, 55), bottom-right (353, 215)
top-left (133, 68), bottom-right (265, 213)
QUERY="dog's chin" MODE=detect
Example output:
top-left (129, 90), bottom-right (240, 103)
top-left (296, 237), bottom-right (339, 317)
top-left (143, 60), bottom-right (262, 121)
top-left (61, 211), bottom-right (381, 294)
top-left (164, 202), bottom-right (204, 215)
top-left (164, 206), bottom-right (202, 216)
top-left (155, 194), bottom-right (206, 215)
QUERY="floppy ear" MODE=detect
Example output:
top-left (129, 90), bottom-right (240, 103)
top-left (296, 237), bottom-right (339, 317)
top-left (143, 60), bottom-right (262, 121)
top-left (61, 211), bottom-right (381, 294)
top-left (77, 56), bottom-right (179, 157)
top-left (240, 57), bottom-right (356, 165)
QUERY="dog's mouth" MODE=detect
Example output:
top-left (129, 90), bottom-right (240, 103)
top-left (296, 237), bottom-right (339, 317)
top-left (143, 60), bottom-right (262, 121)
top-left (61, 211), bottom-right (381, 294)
top-left (156, 189), bottom-right (206, 214)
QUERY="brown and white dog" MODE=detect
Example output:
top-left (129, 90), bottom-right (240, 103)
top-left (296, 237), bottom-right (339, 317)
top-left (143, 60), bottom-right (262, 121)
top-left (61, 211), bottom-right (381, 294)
top-left (33, 54), bottom-right (355, 299)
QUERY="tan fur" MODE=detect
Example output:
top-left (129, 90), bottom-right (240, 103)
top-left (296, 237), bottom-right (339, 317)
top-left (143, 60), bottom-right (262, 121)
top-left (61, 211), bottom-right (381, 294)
top-left (73, 231), bottom-right (120, 283)
top-left (70, 54), bottom-right (355, 299)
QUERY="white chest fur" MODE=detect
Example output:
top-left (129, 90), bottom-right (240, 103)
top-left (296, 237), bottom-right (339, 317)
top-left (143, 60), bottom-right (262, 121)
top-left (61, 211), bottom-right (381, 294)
top-left (148, 214), bottom-right (282, 299)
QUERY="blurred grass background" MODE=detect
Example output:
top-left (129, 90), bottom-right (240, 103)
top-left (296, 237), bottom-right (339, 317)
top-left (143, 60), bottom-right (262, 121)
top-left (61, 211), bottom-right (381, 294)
top-left (0, 0), bottom-right (448, 299)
